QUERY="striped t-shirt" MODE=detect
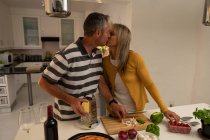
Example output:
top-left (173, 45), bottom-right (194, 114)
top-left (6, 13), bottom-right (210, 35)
top-left (42, 37), bottom-right (103, 121)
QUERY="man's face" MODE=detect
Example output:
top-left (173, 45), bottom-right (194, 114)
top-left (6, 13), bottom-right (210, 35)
top-left (97, 23), bottom-right (111, 46)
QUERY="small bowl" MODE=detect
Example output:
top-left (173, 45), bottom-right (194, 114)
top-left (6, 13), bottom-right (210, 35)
top-left (190, 121), bottom-right (200, 126)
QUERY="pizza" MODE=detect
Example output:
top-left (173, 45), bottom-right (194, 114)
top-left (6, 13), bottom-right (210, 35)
top-left (77, 135), bottom-right (109, 140)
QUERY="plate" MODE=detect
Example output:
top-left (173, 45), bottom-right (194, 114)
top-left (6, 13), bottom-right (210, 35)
top-left (74, 119), bottom-right (100, 130)
top-left (180, 116), bottom-right (193, 121)
top-left (68, 132), bottom-right (114, 140)
top-left (198, 128), bottom-right (210, 139)
top-left (137, 131), bottom-right (159, 140)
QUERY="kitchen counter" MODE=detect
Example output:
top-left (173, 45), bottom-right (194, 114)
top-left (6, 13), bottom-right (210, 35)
top-left (15, 103), bottom-right (209, 140)
top-left (0, 62), bottom-right (48, 106)
top-left (0, 62), bottom-right (48, 75)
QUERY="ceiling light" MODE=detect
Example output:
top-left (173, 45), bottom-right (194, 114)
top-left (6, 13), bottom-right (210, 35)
top-left (96, 0), bottom-right (102, 3)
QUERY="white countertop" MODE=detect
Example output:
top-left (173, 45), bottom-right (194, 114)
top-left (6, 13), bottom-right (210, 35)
top-left (15, 103), bottom-right (209, 140)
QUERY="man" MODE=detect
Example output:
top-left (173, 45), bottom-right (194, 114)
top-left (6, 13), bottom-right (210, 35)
top-left (38, 12), bottom-right (127, 121)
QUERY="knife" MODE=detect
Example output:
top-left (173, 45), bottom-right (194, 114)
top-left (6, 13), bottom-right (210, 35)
top-left (128, 110), bottom-right (147, 115)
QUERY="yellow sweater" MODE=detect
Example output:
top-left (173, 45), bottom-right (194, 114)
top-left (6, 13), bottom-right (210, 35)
top-left (103, 50), bottom-right (168, 113)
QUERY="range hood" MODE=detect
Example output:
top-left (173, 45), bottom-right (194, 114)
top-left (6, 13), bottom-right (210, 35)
top-left (203, 0), bottom-right (210, 26)
top-left (43, 0), bottom-right (71, 18)
top-left (41, 37), bottom-right (59, 42)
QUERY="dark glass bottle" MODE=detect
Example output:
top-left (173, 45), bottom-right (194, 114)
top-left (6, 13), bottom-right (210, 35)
top-left (44, 105), bottom-right (58, 140)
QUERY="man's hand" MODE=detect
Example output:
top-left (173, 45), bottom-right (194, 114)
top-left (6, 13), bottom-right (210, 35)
top-left (164, 110), bottom-right (180, 122)
top-left (109, 103), bottom-right (127, 120)
top-left (68, 97), bottom-right (88, 116)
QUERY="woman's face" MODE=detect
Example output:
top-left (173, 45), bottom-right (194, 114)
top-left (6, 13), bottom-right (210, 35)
top-left (106, 29), bottom-right (118, 50)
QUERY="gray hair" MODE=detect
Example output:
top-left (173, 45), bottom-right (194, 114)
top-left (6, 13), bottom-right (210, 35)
top-left (83, 12), bottom-right (109, 36)
top-left (113, 23), bottom-right (131, 73)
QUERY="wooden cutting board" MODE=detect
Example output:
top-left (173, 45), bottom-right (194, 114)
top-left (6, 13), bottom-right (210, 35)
top-left (100, 114), bottom-right (153, 135)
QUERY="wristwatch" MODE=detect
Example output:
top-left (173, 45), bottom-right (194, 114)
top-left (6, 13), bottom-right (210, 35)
top-left (108, 99), bottom-right (118, 106)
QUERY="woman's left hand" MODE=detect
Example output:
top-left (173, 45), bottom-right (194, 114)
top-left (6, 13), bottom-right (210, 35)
top-left (164, 110), bottom-right (180, 122)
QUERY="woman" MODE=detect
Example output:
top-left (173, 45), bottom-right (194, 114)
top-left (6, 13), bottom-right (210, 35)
top-left (103, 23), bottom-right (180, 121)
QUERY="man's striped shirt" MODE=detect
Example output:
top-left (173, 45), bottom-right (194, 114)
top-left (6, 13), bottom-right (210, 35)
top-left (42, 37), bottom-right (103, 121)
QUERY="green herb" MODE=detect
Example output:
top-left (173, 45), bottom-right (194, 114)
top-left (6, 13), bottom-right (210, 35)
top-left (193, 108), bottom-right (210, 125)
top-left (0, 60), bottom-right (5, 64)
top-left (146, 124), bottom-right (160, 136)
top-left (136, 118), bottom-right (145, 124)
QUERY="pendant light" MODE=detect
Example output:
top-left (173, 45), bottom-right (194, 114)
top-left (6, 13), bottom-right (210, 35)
top-left (203, 0), bottom-right (210, 25)
top-left (43, 0), bottom-right (71, 18)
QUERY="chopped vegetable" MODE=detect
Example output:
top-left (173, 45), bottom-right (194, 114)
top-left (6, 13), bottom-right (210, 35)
top-left (136, 118), bottom-right (145, 124)
top-left (146, 124), bottom-right (160, 136)
top-left (121, 118), bottom-right (137, 127)
top-left (150, 112), bottom-right (164, 125)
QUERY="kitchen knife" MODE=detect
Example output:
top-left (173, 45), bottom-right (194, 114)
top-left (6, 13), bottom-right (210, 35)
top-left (128, 110), bottom-right (147, 115)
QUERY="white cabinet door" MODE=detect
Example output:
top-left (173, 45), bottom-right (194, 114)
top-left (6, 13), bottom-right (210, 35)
top-left (0, 16), bottom-right (3, 49)
top-left (5, 75), bottom-right (16, 106)
top-left (0, 11), bottom-right (13, 49)
top-left (12, 15), bottom-right (41, 49)
top-left (12, 15), bottom-right (25, 48)
top-left (60, 19), bottom-right (74, 49)
top-left (40, 16), bottom-right (60, 37)
top-left (0, 75), bottom-right (16, 109)
top-left (15, 74), bottom-right (26, 92)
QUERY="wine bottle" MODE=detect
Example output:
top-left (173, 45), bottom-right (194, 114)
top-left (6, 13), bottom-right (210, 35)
top-left (44, 105), bottom-right (58, 140)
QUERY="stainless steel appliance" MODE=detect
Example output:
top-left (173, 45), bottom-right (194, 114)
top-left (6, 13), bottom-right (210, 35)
top-left (43, 0), bottom-right (71, 18)
top-left (0, 52), bottom-right (14, 65)
top-left (203, 0), bottom-right (210, 26)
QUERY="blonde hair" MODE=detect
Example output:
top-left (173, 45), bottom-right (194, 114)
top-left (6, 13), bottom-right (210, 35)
top-left (113, 23), bottom-right (131, 73)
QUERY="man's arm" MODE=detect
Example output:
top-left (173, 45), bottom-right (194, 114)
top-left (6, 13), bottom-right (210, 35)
top-left (38, 77), bottom-right (87, 116)
top-left (98, 75), bottom-right (127, 119)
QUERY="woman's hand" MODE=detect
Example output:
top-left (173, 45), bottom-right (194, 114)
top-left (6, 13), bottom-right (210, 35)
top-left (110, 103), bottom-right (127, 120)
top-left (164, 110), bottom-right (180, 122)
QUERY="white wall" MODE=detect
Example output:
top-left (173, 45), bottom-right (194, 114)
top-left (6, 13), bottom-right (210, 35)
top-left (131, 0), bottom-right (210, 110)
top-left (95, 2), bottom-right (132, 29)
top-left (191, 25), bottom-right (210, 104)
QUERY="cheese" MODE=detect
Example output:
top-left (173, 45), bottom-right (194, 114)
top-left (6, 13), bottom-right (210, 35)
top-left (82, 101), bottom-right (90, 113)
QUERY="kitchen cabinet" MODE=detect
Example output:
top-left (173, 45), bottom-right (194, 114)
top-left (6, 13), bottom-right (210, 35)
top-left (12, 15), bottom-right (24, 48)
top-left (15, 74), bottom-right (25, 92)
top-left (40, 16), bottom-right (60, 37)
top-left (12, 15), bottom-right (41, 49)
top-left (60, 19), bottom-right (74, 49)
top-left (0, 75), bottom-right (16, 113)
top-left (0, 6), bottom-right (13, 50)
top-left (0, 17), bottom-right (3, 49)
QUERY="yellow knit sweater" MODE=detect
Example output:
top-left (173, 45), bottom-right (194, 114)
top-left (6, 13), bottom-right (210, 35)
top-left (103, 50), bottom-right (168, 113)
